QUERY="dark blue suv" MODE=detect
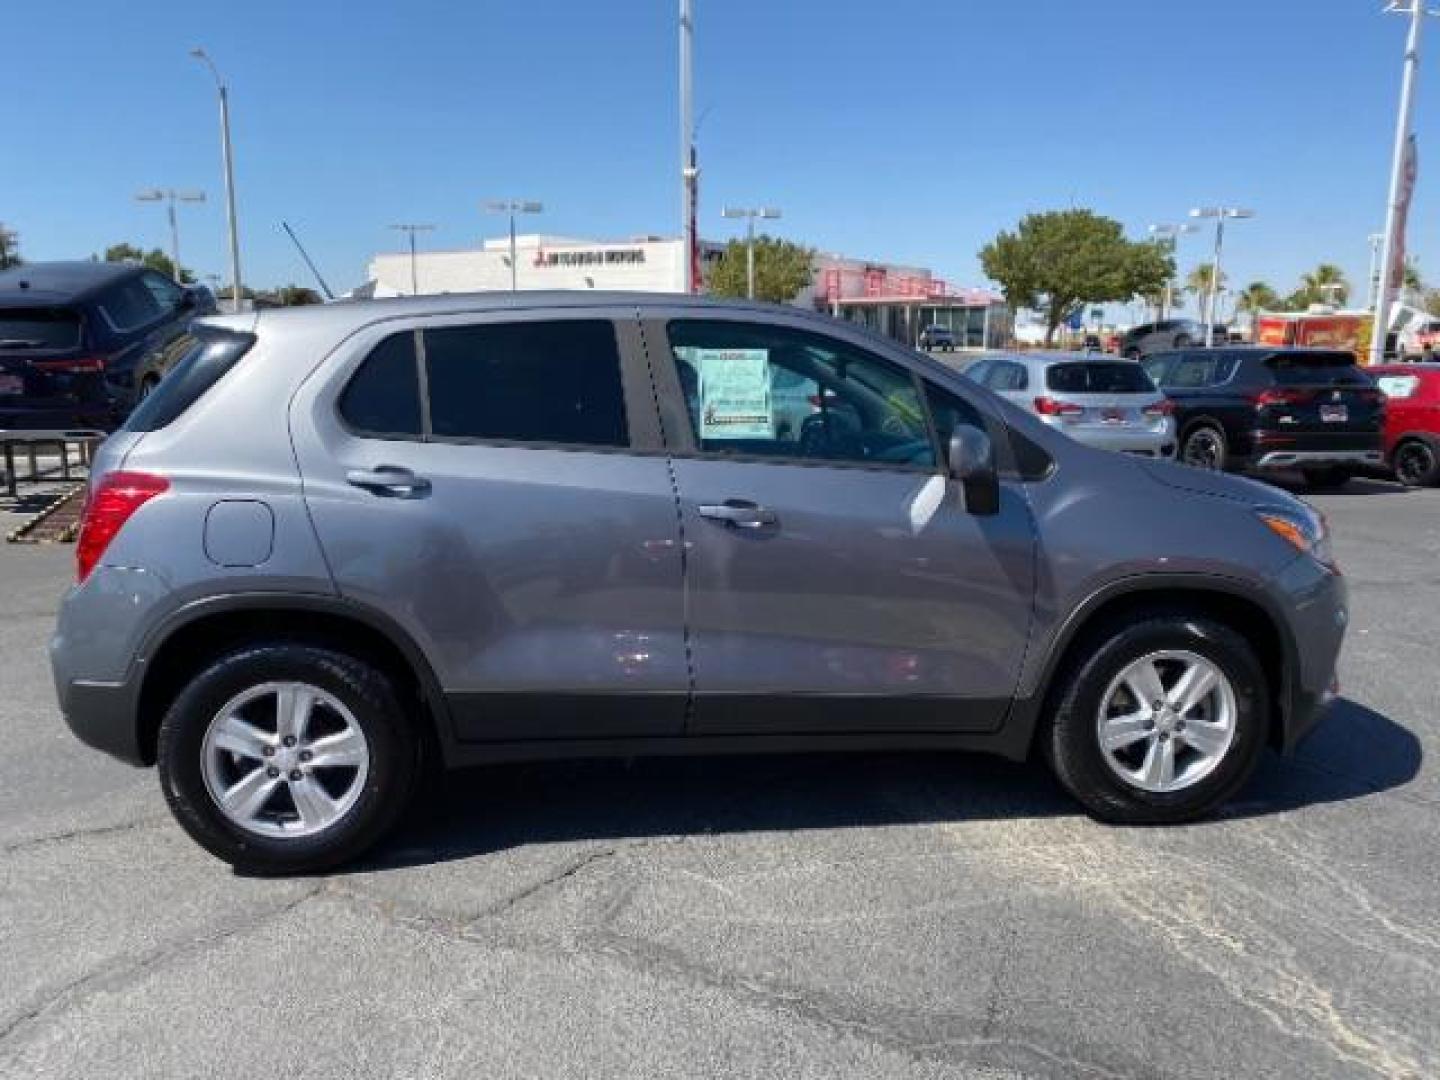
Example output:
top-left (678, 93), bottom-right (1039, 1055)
top-left (0, 261), bottom-right (213, 432)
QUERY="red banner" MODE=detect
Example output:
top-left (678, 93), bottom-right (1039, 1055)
top-left (1388, 134), bottom-right (1418, 301)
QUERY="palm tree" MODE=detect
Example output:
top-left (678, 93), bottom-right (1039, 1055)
top-left (1299, 263), bottom-right (1349, 307)
top-left (1236, 281), bottom-right (1278, 317)
top-left (1185, 263), bottom-right (1224, 321)
top-left (0, 223), bottom-right (21, 270)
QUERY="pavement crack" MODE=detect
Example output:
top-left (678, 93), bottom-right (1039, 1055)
top-left (0, 887), bottom-right (321, 1049)
top-left (0, 814), bottom-right (166, 856)
top-left (470, 846), bottom-right (619, 919)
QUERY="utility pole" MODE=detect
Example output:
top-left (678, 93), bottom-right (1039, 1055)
top-left (484, 201), bottom-right (543, 291)
top-left (1372, 1), bottom-right (1432, 364)
top-left (1367, 232), bottom-right (1386, 309)
top-left (389, 224), bottom-right (435, 296)
top-left (135, 188), bottom-right (205, 281)
top-left (722, 207), bottom-right (781, 299)
top-left (1189, 207), bottom-right (1254, 347)
top-left (680, 0), bottom-right (697, 293)
top-left (191, 49), bottom-right (243, 308)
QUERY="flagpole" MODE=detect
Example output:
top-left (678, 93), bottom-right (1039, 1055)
top-left (1372, 1), bottom-right (1427, 365)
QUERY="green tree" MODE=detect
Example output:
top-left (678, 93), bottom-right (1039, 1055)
top-left (1301, 263), bottom-right (1349, 306)
top-left (269, 285), bottom-right (322, 307)
top-left (100, 243), bottom-right (194, 284)
top-left (707, 236), bottom-right (815, 303)
top-left (0, 223), bottom-right (21, 269)
top-left (1184, 263), bottom-right (1225, 318)
top-left (1235, 281), bottom-right (1278, 321)
top-left (979, 210), bottom-right (1172, 344)
top-left (1403, 258), bottom-right (1423, 294)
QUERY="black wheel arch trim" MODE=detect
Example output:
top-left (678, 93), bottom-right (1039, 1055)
top-left (132, 591), bottom-right (458, 765)
top-left (1012, 571), bottom-right (1301, 755)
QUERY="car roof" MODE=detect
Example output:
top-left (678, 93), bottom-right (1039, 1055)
top-left (0, 260), bottom-right (143, 306)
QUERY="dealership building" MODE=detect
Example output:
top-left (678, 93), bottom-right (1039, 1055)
top-left (366, 234), bottom-right (1007, 348)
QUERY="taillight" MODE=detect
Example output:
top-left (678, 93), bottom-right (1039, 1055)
top-left (1143, 399), bottom-right (1175, 417)
top-left (1033, 396), bottom-right (1084, 416)
top-left (1253, 388), bottom-right (1310, 407)
top-left (75, 471), bottom-right (169, 582)
top-left (30, 356), bottom-right (106, 374)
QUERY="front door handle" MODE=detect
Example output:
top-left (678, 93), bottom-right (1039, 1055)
top-left (346, 465), bottom-right (431, 498)
top-left (697, 500), bottom-right (777, 529)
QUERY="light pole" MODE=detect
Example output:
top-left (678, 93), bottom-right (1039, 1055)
top-left (1189, 207), bottom-right (1254, 346)
top-left (1372, 2), bottom-right (1434, 364)
top-left (389, 224), bottom-right (435, 296)
top-left (484, 201), bottom-right (543, 291)
top-left (1148, 223), bottom-right (1197, 321)
top-left (134, 188), bottom-right (205, 281)
top-left (680, 0), bottom-right (696, 293)
top-left (721, 207), bottom-right (780, 300)
top-left (190, 48), bottom-right (243, 309)
top-left (1367, 232), bottom-right (1386, 308)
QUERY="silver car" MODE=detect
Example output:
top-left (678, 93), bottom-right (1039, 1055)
top-left (965, 352), bottom-right (1177, 458)
top-left (52, 294), bottom-right (1345, 872)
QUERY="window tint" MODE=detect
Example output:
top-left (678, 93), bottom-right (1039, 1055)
top-left (124, 330), bottom-right (255, 432)
top-left (987, 361), bottom-right (1029, 391)
top-left (1376, 374), bottom-right (1420, 399)
top-left (338, 332), bottom-right (422, 437)
top-left (0, 307), bottom-right (81, 349)
top-left (425, 320), bottom-right (627, 446)
top-left (1267, 352), bottom-right (1368, 386)
top-left (100, 278), bottom-right (163, 331)
top-left (140, 271), bottom-right (184, 312)
top-left (1161, 353), bottom-right (1232, 388)
top-left (1046, 362), bottom-right (1154, 393)
top-left (667, 320), bottom-right (934, 468)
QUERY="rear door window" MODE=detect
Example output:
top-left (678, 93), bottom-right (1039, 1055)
top-left (1046, 362), bottom-right (1154, 393)
top-left (123, 329), bottom-right (255, 432)
top-left (1162, 352), bottom-right (1231, 388)
top-left (0, 307), bottom-right (82, 349)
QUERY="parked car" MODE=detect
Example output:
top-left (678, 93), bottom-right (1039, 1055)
top-left (1368, 363), bottom-right (1440, 486)
top-left (53, 293), bottom-right (1347, 872)
top-left (1143, 346), bottom-right (1384, 489)
top-left (1117, 319), bottom-right (1206, 359)
top-left (0, 261), bottom-right (213, 432)
top-left (964, 352), bottom-right (1176, 458)
top-left (919, 324), bottom-right (957, 351)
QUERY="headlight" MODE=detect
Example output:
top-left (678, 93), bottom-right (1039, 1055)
top-left (1257, 505), bottom-right (1334, 568)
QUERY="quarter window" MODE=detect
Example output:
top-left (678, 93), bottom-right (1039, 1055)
top-left (665, 320), bottom-right (934, 468)
top-left (100, 279), bottom-right (163, 331)
top-left (338, 332), bottom-right (423, 437)
top-left (140, 271), bottom-right (184, 311)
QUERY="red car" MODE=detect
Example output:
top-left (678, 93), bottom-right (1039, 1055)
top-left (1370, 363), bottom-right (1440, 485)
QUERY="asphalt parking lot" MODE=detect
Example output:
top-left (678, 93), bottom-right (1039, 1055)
top-left (1, 479), bottom-right (1437, 1079)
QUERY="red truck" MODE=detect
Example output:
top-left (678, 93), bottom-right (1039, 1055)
top-left (1255, 313), bottom-right (1366, 353)
top-left (1368, 363), bottom-right (1440, 485)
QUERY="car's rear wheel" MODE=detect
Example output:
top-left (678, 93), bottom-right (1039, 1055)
top-left (157, 644), bottom-right (417, 874)
top-left (1393, 437), bottom-right (1440, 486)
top-left (1180, 423), bottom-right (1227, 470)
top-left (1302, 466), bottom-right (1353, 490)
top-left (1043, 614), bottom-right (1268, 823)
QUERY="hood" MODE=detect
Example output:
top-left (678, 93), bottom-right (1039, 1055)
top-left (1136, 457), bottom-right (1308, 511)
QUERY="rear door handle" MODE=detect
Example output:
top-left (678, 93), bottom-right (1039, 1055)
top-left (345, 465), bottom-right (431, 498)
top-left (697, 500), bottom-right (777, 529)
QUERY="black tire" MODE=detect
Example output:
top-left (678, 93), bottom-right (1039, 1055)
top-left (1393, 436), bottom-right (1440, 487)
top-left (1043, 614), bottom-right (1269, 824)
top-left (1173, 334), bottom-right (1192, 348)
top-left (1180, 422), bottom-right (1228, 470)
top-left (1301, 466), bottom-right (1353, 490)
top-left (157, 643), bottom-right (418, 874)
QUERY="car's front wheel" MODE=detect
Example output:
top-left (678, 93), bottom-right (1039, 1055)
top-left (1043, 614), bottom-right (1268, 824)
top-left (157, 644), bottom-right (417, 874)
top-left (1180, 423), bottom-right (1228, 470)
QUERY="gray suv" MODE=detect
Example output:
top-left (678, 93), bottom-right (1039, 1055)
top-left (51, 294), bottom-right (1348, 872)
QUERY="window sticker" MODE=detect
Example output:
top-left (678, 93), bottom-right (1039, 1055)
top-left (1376, 375), bottom-right (1419, 400)
top-left (697, 348), bottom-right (773, 439)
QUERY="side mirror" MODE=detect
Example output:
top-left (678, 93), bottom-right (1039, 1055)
top-left (947, 424), bottom-right (1000, 516)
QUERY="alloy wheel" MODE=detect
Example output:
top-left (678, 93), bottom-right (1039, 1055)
top-left (201, 681), bottom-right (370, 838)
top-left (1182, 428), bottom-right (1223, 470)
top-left (1095, 650), bottom-right (1237, 794)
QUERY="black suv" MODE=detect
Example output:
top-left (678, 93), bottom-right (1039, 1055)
top-left (1143, 346), bottom-right (1384, 489)
top-left (0, 261), bottom-right (213, 432)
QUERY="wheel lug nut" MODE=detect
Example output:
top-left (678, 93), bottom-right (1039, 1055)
top-left (262, 746), bottom-right (275, 757)
top-left (266, 766), bottom-right (280, 778)
top-left (283, 735), bottom-right (297, 748)
top-left (1152, 700), bottom-right (1163, 710)
top-left (289, 769), bottom-right (304, 782)
top-left (299, 750), bottom-right (312, 763)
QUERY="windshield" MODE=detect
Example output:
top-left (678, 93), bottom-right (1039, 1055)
top-left (0, 307), bottom-right (81, 349)
top-left (1046, 362), bottom-right (1155, 393)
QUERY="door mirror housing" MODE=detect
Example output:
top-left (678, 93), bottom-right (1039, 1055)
top-left (947, 424), bottom-right (1000, 515)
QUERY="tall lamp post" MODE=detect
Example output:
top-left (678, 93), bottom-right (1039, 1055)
top-left (1367, 232), bottom-right (1386, 308)
top-left (389, 224), bottom-right (435, 296)
top-left (484, 200), bottom-right (543, 291)
top-left (190, 48), bottom-right (243, 309)
top-left (134, 188), bottom-right (205, 281)
top-left (1148, 222), bottom-right (1197, 321)
top-left (1189, 207), bottom-right (1254, 347)
top-left (721, 206), bottom-right (780, 299)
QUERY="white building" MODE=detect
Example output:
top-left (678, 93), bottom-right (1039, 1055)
top-left (367, 234), bottom-right (1008, 348)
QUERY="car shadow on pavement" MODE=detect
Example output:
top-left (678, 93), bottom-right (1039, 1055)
top-left (343, 696), bottom-right (1420, 875)
top-left (1258, 474), bottom-right (1418, 498)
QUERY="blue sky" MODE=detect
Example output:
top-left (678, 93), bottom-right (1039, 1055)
top-left (4, 0), bottom-right (1436, 307)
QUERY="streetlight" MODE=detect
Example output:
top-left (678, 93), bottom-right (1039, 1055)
top-left (1367, 232), bottom-right (1386, 308)
top-left (721, 206), bottom-right (781, 300)
top-left (484, 200), bottom-right (543, 291)
top-left (1148, 223), bottom-right (1197, 321)
top-left (1189, 207), bottom-right (1254, 347)
top-left (190, 48), bottom-right (243, 310)
top-left (134, 188), bottom-right (205, 281)
top-left (389, 224), bottom-right (435, 296)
